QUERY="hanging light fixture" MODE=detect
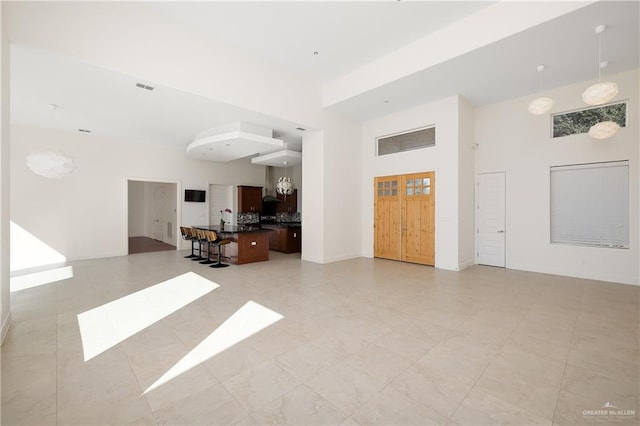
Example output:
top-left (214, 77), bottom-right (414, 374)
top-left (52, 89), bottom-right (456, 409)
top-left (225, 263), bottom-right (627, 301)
top-left (582, 25), bottom-right (618, 105)
top-left (276, 161), bottom-right (294, 195)
top-left (588, 121), bottom-right (620, 139)
top-left (528, 64), bottom-right (554, 115)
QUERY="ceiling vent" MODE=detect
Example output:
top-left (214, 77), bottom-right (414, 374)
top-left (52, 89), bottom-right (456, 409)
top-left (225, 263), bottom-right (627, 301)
top-left (135, 83), bottom-right (155, 91)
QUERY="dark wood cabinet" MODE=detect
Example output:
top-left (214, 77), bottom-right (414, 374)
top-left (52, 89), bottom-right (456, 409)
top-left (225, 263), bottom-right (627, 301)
top-left (223, 231), bottom-right (270, 264)
top-left (238, 185), bottom-right (263, 213)
top-left (264, 225), bottom-right (301, 253)
top-left (276, 189), bottom-right (297, 213)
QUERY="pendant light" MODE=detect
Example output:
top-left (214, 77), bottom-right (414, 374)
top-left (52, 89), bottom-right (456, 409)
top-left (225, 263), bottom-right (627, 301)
top-left (582, 25), bottom-right (618, 105)
top-left (588, 121), bottom-right (619, 139)
top-left (528, 64), bottom-right (554, 115)
top-left (276, 161), bottom-right (294, 196)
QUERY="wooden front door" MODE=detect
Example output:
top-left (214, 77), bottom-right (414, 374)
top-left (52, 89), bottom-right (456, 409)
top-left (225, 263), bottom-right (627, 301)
top-left (402, 172), bottom-right (435, 265)
top-left (374, 172), bottom-right (435, 266)
top-left (374, 175), bottom-right (402, 260)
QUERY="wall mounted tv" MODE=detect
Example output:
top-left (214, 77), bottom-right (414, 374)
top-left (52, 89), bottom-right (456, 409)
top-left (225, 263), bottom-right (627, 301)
top-left (184, 189), bottom-right (206, 202)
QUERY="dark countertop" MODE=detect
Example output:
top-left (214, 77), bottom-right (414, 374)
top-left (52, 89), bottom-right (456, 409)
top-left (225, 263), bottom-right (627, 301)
top-left (260, 223), bottom-right (302, 228)
top-left (193, 225), bottom-right (271, 234)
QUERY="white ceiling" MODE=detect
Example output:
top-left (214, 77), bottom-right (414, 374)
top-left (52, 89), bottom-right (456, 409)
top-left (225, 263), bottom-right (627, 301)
top-left (147, 1), bottom-right (495, 83)
top-left (8, 1), bottom-right (640, 157)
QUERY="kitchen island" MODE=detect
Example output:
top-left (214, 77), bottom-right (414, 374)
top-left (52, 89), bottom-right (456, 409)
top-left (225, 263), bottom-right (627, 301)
top-left (260, 223), bottom-right (301, 253)
top-left (194, 225), bottom-right (271, 265)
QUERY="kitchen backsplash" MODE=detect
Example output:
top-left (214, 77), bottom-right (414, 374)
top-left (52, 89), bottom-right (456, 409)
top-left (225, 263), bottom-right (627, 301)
top-left (237, 212), bottom-right (259, 225)
top-left (276, 212), bottom-right (301, 223)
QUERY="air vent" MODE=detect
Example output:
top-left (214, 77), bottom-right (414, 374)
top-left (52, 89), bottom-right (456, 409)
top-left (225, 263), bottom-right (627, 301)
top-left (136, 83), bottom-right (155, 91)
top-left (78, 129), bottom-right (91, 133)
top-left (296, 127), bottom-right (306, 131)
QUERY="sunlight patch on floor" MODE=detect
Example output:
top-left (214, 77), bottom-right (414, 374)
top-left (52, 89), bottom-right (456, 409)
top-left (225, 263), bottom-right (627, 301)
top-left (144, 300), bottom-right (283, 394)
top-left (77, 272), bottom-right (219, 362)
top-left (10, 265), bottom-right (74, 292)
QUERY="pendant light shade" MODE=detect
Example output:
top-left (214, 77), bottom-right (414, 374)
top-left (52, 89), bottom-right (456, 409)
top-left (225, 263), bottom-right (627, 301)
top-left (583, 25), bottom-right (618, 106)
top-left (27, 151), bottom-right (75, 178)
top-left (528, 65), bottom-right (554, 115)
top-left (582, 81), bottom-right (619, 106)
top-left (528, 96), bottom-right (555, 115)
top-left (276, 161), bottom-right (295, 195)
top-left (588, 121), bottom-right (619, 139)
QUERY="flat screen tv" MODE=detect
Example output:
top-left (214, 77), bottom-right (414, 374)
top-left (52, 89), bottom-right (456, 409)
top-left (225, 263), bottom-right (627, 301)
top-left (184, 189), bottom-right (206, 202)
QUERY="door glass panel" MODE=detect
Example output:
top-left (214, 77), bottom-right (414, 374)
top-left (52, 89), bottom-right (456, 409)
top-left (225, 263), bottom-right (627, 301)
top-left (414, 179), bottom-right (421, 186)
top-left (423, 178), bottom-right (430, 186)
top-left (378, 182), bottom-right (383, 188)
top-left (391, 189), bottom-right (398, 196)
top-left (424, 187), bottom-right (430, 195)
top-left (378, 189), bottom-right (383, 197)
top-left (384, 189), bottom-right (390, 196)
top-left (415, 187), bottom-right (422, 195)
top-left (384, 181), bottom-right (390, 188)
top-left (391, 180), bottom-right (398, 187)
top-left (406, 188), bottom-right (413, 195)
top-left (407, 179), bottom-right (413, 187)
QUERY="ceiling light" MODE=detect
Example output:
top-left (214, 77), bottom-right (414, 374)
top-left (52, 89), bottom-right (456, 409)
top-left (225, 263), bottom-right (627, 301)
top-left (27, 151), bottom-right (75, 179)
top-left (582, 25), bottom-right (618, 105)
top-left (588, 121), bottom-right (619, 139)
top-left (276, 161), bottom-right (294, 196)
top-left (528, 65), bottom-right (554, 115)
top-left (313, 51), bottom-right (319, 56)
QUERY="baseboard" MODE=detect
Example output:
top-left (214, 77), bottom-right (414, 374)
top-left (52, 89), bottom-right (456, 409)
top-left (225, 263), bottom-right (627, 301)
top-left (1, 310), bottom-right (12, 345)
top-left (507, 262), bottom-right (639, 286)
top-left (457, 259), bottom-right (475, 271)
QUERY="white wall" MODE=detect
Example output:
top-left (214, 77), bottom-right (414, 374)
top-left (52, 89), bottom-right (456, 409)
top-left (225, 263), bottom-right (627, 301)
top-left (11, 124), bottom-right (266, 261)
top-left (458, 97), bottom-right (475, 268)
top-left (475, 69), bottom-right (639, 285)
top-left (128, 180), bottom-right (145, 237)
top-left (361, 95), bottom-right (464, 271)
top-left (301, 131), bottom-right (325, 263)
top-left (322, 112), bottom-right (362, 262)
top-left (1, 3), bottom-right (12, 343)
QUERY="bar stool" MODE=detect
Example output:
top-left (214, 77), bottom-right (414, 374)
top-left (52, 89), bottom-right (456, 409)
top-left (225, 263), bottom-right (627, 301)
top-left (208, 230), bottom-right (231, 268)
top-left (190, 228), bottom-right (206, 261)
top-left (199, 229), bottom-right (217, 265)
top-left (180, 226), bottom-right (198, 259)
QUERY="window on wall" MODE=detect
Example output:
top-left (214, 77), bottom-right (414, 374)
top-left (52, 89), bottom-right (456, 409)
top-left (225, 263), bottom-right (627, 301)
top-left (552, 101), bottom-right (627, 138)
top-left (550, 161), bottom-right (629, 248)
top-left (377, 126), bottom-right (435, 156)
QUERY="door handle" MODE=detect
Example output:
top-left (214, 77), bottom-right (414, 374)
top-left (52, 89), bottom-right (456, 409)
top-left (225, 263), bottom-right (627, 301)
top-left (497, 230), bottom-right (505, 233)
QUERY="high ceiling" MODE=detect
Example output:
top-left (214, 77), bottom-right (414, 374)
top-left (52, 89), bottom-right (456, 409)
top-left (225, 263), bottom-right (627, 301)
top-left (7, 1), bottom-right (640, 154)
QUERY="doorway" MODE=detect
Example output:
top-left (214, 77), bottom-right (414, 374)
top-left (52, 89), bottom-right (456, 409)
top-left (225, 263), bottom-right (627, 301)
top-left (374, 171), bottom-right (435, 266)
top-left (127, 180), bottom-right (178, 254)
top-left (476, 172), bottom-right (506, 267)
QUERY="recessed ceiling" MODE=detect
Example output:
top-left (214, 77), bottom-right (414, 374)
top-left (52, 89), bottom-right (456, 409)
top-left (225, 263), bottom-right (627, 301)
top-left (186, 122), bottom-right (284, 163)
top-left (251, 150), bottom-right (302, 168)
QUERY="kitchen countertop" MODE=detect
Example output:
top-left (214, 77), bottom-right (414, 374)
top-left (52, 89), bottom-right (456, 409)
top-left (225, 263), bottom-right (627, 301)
top-left (260, 223), bottom-right (302, 228)
top-left (194, 225), bottom-right (270, 233)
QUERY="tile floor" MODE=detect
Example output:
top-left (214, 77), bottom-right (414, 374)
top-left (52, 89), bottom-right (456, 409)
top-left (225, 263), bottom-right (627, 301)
top-left (2, 250), bottom-right (639, 425)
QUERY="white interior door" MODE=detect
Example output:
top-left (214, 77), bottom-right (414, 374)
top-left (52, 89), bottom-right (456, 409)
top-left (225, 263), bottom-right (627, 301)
top-left (477, 172), bottom-right (506, 267)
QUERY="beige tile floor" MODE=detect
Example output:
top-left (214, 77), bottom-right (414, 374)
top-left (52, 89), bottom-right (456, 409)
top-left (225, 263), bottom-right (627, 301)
top-left (2, 250), bottom-right (639, 425)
